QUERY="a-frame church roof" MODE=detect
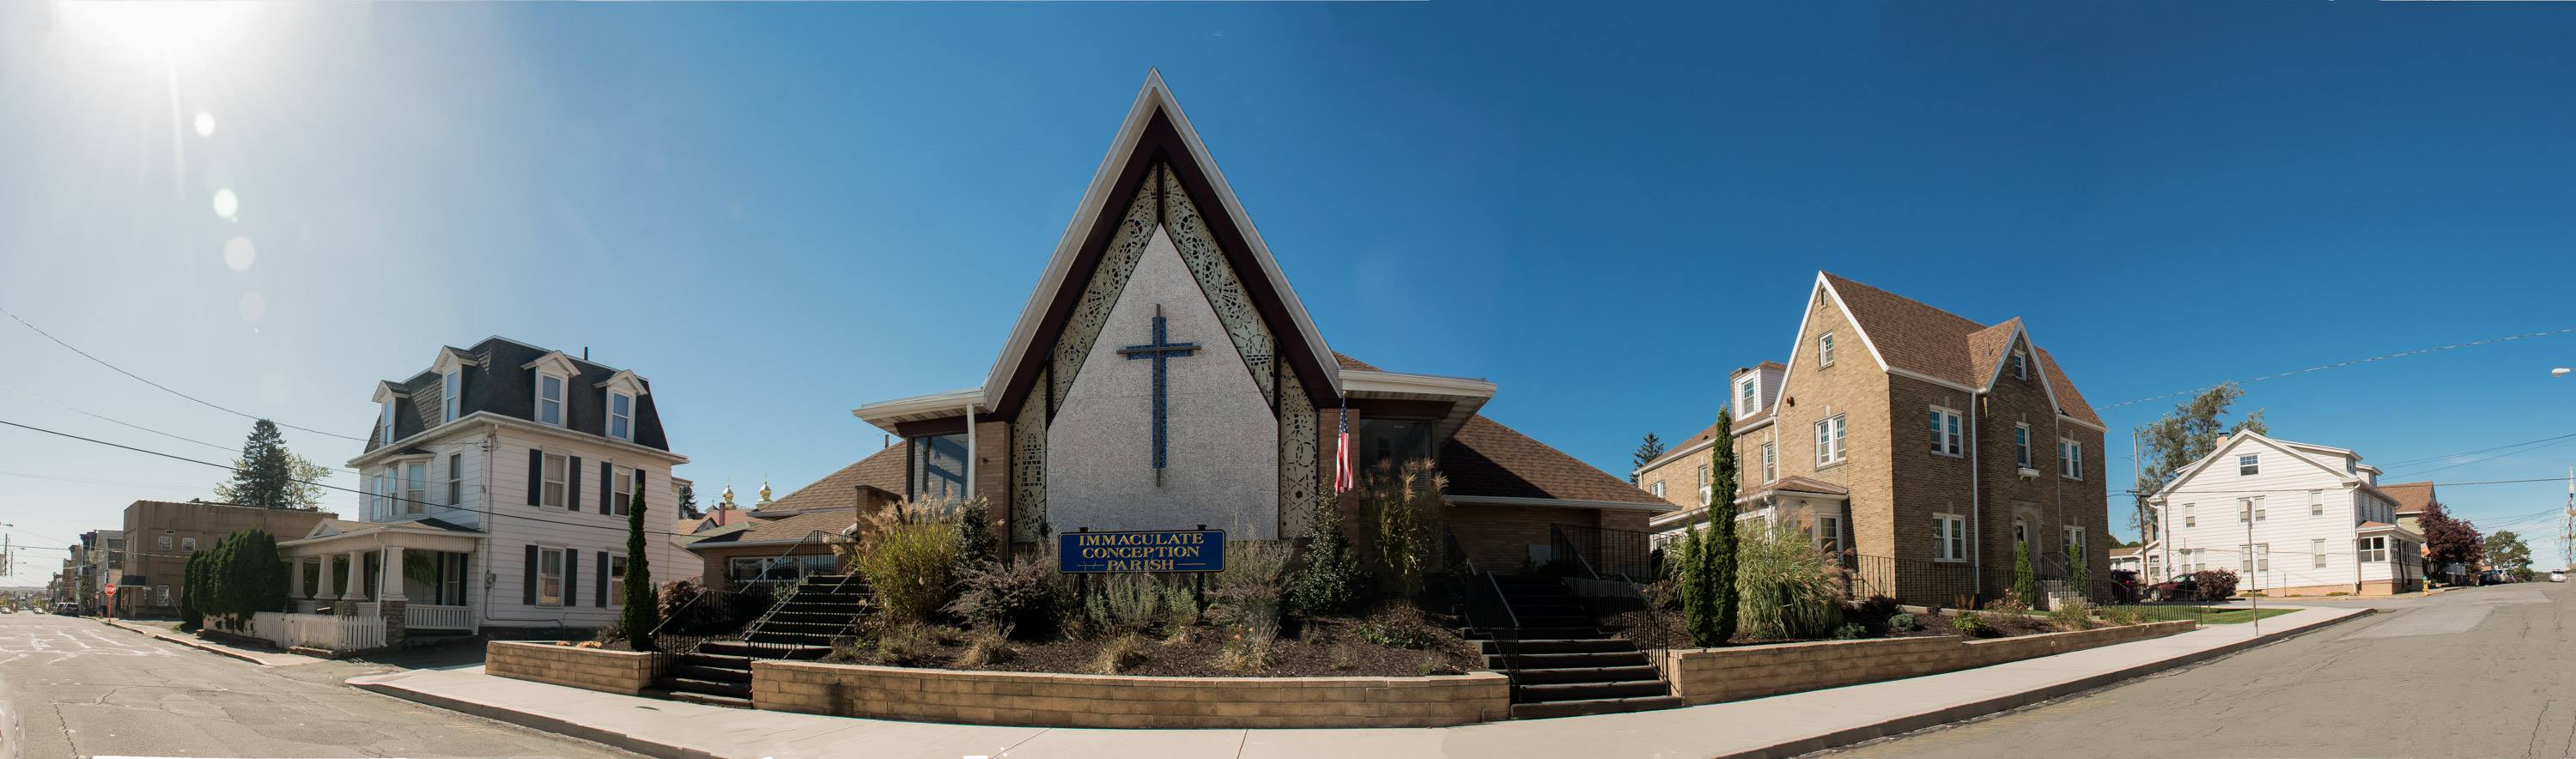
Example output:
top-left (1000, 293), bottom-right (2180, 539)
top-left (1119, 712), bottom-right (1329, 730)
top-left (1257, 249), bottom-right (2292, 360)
top-left (979, 70), bottom-right (1340, 418)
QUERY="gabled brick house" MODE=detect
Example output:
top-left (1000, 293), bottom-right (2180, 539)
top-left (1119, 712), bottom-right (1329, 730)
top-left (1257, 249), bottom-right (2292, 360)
top-left (1636, 273), bottom-right (2110, 606)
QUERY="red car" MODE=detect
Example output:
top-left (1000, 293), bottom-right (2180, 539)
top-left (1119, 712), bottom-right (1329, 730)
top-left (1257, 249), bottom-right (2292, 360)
top-left (2145, 574), bottom-right (2201, 602)
top-left (2108, 569), bottom-right (2141, 604)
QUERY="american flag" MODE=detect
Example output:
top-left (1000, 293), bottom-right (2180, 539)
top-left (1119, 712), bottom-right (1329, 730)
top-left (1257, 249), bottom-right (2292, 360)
top-left (1333, 404), bottom-right (1356, 494)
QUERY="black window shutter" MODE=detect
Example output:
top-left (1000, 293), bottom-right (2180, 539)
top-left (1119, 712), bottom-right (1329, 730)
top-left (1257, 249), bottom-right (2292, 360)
top-left (568, 456), bottom-right (584, 512)
top-left (522, 544), bottom-right (538, 605)
top-left (563, 549), bottom-right (579, 608)
top-left (599, 461), bottom-right (612, 514)
top-left (596, 552), bottom-right (609, 607)
top-left (526, 449), bottom-right (543, 506)
top-left (458, 553), bottom-right (471, 608)
top-left (634, 469), bottom-right (649, 516)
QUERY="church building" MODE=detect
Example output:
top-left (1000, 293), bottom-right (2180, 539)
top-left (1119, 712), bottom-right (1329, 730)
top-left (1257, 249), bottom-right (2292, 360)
top-left (853, 73), bottom-right (1670, 569)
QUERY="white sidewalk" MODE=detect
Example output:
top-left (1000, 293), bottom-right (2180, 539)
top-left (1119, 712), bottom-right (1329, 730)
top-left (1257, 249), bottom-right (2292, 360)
top-left (351, 606), bottom-right (2370, 759)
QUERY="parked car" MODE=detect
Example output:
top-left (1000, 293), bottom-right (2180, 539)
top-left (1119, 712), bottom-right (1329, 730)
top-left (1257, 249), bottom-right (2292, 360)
top-left (2552, 572), bottom-right (2566, 583)
top-left (2476, 569), bottom-right (2511, 586)
top-left (2147, 574), bottom-right (2199, 602)
top-left (51, 603), bottom-right (77, 616)
top-left (2109, 569), bottom-right (2142, 604)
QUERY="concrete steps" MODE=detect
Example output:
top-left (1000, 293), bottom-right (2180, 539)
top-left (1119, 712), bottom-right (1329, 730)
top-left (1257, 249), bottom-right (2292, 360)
top-left (653, 576), bottom-right (871, 707)
top-left (1467, 574), bottom-right (1683, 720)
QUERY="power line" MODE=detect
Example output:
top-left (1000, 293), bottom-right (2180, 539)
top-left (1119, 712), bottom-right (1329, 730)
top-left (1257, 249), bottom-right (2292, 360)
top-left (2103, 326), bottom-right (2576, 410)
top-left (0, 384), bottom-right (364, 473)
top-left (0, 303), bottom-right (366, 441)
top-left (2375, 432), bottom-right (2576, 471)
top-left (0, 416), bottom-right (703, 540)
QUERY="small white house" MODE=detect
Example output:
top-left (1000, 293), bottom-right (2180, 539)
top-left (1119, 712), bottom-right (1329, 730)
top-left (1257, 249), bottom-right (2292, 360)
top-left (2144, 432), bottom-right (2423, 596)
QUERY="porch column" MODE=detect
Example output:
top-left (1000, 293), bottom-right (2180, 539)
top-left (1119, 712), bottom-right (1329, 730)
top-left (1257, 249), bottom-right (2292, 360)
top-left (340, 550), bottom-right (364, 600)
top-left (379, 546), bottom-right (407, 601)
top-left (289, 557), bottom-right (306, 599)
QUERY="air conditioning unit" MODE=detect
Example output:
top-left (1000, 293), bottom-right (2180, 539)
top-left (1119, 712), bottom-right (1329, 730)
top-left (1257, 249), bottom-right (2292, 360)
top-left (2018, 466), bottom-right (2043, 480)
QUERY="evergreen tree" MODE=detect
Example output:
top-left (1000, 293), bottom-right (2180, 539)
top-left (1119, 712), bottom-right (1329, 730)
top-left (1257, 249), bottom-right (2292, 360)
top-left (214, 420), bottom-right (331, 510)
top-left (1290, 493), bottom-right (1368, 616)
top-left (2012, 541), bottom-right (2038, 607)
top-left (178, 551), bottom-right (207, 631)
top-left (955, 498), bottom-right (998, 567)
top-left (1705, 409), bottom-right (1740, 643)
top-left (1631, 433), bottom-right (1667, 484)
top-left (622, 477), bottom-right (659, 650)
top-left (676, 483), bottom-right (702, 519)
top-left (1677, 522), bottom-right (1721, 646)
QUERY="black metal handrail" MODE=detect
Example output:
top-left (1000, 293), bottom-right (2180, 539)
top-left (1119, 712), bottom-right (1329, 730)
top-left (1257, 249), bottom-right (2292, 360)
top-left (1550, 523), bottom-right (1676, 651)
top-left (1841, 553), bottom-right (1982, 610)
top-left (1548, 523), bottom-right (1658, 582)
top-left (1444, 529), bottom-right (1525, 687)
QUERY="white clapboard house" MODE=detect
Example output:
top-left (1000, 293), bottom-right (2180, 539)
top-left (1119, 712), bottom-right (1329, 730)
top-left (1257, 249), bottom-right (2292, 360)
top-left (2144, 431), bottom-right (2424, 596)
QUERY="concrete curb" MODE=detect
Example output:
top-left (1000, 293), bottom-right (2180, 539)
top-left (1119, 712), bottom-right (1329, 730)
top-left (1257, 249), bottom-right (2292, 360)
top-left (97, 619), bottom-right (279, 667)
top-left (1715, 609), bottom-right (2378, 759)
top-left (348, 676), bottom-right (714, 759)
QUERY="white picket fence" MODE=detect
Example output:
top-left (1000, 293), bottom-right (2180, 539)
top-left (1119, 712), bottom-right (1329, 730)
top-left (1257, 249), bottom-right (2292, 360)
top-left (242, 611), bottom-right (388, 652)
top-left (404, 604), bottom-right (472, 630)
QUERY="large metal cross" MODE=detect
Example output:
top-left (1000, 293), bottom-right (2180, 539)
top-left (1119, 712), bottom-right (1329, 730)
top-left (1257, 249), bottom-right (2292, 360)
top-left (1118, 305), bottom-right (1200, 485)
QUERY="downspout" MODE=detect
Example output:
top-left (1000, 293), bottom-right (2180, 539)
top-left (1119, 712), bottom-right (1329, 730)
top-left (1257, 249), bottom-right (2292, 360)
top-left (965, 403), bottom-right (977, 501)
top-left (1969, 393), bottom-right (1983, 600)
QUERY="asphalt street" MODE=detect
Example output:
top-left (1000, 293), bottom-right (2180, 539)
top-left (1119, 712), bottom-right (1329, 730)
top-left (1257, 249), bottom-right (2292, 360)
top-left (0, 611), bottom-right (633, 758)
top-left (1830, 582), bottom-right (2576, 758)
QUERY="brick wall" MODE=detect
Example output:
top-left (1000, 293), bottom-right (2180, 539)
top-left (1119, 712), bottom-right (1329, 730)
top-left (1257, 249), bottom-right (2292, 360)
top-left (751, 659), bottom-right (1509, 728)
top-left (1662, 620), bottom-right (2193, 705)
top-left (486, 641), bottom-right (662, 695)
top-left (1446, 503), bottom-right (1631, 573)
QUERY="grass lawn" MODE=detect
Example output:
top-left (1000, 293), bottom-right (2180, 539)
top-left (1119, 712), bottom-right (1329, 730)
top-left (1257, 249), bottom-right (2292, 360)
top-left (2119, 605), bottom-right (2299, 624)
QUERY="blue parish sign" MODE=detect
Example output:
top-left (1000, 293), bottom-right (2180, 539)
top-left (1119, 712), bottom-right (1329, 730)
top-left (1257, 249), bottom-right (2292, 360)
top-left (1059, 529), bottom-right (1226, 574)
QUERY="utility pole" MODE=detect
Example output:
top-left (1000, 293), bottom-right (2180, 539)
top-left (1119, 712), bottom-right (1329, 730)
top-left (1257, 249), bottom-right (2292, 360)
top-left (2562, 465), bottom-right (2573, 571)
top-left (2246, 514), bottom-right (2260, 636)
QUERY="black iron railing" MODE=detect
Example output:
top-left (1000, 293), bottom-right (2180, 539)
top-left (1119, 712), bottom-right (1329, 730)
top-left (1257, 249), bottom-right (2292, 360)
top-left (641, 529), bottom-right (842, 673)
top-left (1445, 529), bottom-right (1524, 683)
top-left (1841, 553), bottom-right (1982, 609)
top-left (1548, 523), bottom-right (1658, 582)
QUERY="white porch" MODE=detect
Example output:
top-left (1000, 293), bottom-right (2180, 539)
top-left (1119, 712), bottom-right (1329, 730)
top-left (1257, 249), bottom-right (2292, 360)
top-left (279, 519), bottom-right (483, 633)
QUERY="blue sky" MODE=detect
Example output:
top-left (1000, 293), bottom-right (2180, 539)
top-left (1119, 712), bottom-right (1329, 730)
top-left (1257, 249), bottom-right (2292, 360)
top-left (4, 2), bottom-right (2576, 580)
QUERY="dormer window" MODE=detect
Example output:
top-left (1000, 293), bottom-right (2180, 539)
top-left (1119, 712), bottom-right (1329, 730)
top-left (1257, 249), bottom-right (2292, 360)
top-left (609, 392), bottom-right (635, 441)
top-left (1736, 378), bottom-right (1757, 415)
top-left (537, 372), bottom-right (566, 427)
top-left (440, 369), bottom-right (461, 423)
top-left (2011, 352), bottom-right (2027, 380)
top-left (377, 403), bottom-right (396, 444)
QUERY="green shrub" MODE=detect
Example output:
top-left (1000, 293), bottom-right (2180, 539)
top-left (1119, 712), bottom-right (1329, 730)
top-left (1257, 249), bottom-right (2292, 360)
top-left (1951, 610), bottom-right (1990, 636)
top-left (856, 517), bottom-right (963, 625)
top-left (1289, 495), bottom-right (1370, 616)
top-left (953, 498), bottom-right (999, 567)
top-left (1212, 541), bottom-right (1293, 646)
top-left (1353, 605), bottom-right (1439, 649)
top-left (2049, 599), bottom-right (2093, 631)
top-left (945, 559), bottom-right (1062, 638)
top-left (1361, 459), bottom-right (1447, 599)
top-left (1086, 574), bottom-right (1165, 636)
top-left (1853, 595), bottom-right (1900, 622)
top-left (2012, 542), bottom-right (2038, 612)
top-left (1735, 522), bottom-right (1844, 641)
top-left (1832, 622), bottom-right (1868, 640)
top-left (2099, 605), bottom-right (2146, 626)
top-left (1887, 612), bottom-right (1918, 632)
top-left (178, 551), bottom-right (208, 632)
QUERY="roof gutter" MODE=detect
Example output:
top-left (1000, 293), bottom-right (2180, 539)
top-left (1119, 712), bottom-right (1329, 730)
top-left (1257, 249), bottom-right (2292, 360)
top-left (1445, 495), bottom-right (1677, 514)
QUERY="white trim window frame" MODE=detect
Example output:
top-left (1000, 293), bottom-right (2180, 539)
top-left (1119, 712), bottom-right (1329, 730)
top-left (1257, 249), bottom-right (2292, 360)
top-left (2312, 537), bottom-right (2328, 568)
top-left (447, 453), bottom-right (463, 507)
top-left (537, 371), bottom-right (568, 427)
top-left (378, 403), bottom-right (397, 445)
top-left (403, 461), bottom-right (428, 515)
top-left (1650, 481), bottom-right (1667, 499)
top-left (538, 547), bottom-right (566, 607)
top-left (1934, 513), bottom-right (1968, 562)
top-left (1818, 331), bottom-right (1837, 367)
top-left (2239, 495), bottom-right (2265, 523)
top-left (2059, 438), bottom-right (2082, 479)
top-left (611, 465), bottom-right (634, 516)
top-left (541, 452), bottom-right (568, 508)
top-left (1814, 415), bottom-right (1848, 466)
top-left (2309, 489), bottom-right (2324, 516)
top-left (1736, 378), bottom-right (1758, 415)
top-left (607, 555), bottom-right (628, 607)
top-left (1929, 406), bottom-right (1964, 457)
top-left (2063, 525), bottom-right (2084, 561)
top-left (2239, 454), bottom-right (2259, 476)
top-left (440, 370), bottom-right (461, 423)
top-left (2014, 423), bottom-right (2032, 468)
top-left (2357, 536), bottom-right (2388, 563)
top-left (2011, 351), bottom-right (2028, 380)
top-left (1760, 442), bottom-right (1777, 483)
top-left (2183, 503), bottom-right (2195, 528)
top-left (1815, 513), bottom-right (1844, 554)
top-left (609, 391), bottom-right (635, 442)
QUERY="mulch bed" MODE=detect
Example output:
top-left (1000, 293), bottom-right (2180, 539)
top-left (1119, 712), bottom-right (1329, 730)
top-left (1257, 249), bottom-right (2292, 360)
top-left (1607, 604), bottom-right (2065, 648)
top-left (828, 616), bottom-right (1482, 678)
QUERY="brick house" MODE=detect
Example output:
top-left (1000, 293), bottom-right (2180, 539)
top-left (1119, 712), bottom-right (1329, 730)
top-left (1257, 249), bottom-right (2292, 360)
top-left (115, 499), bottom-right (337, 619)
top-left (682, 446), bottom-right (906, 590)
top-left (1635, 273), bottom-right (2111, 607)
top-left (848, 73), bottom-right (1670, 574)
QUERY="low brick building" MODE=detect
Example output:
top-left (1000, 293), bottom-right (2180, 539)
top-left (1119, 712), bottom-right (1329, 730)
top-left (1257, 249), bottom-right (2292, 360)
top-left (683, 450), bottom-right (906, 590)
top-left (115, 499), bottom-right (337, 619)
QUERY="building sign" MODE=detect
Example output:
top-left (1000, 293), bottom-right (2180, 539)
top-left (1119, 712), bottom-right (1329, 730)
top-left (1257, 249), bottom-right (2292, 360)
top-left (1058, 529), bottom-right (1225, 574)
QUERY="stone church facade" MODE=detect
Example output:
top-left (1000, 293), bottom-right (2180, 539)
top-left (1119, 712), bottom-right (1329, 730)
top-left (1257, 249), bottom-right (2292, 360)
top-left (854, 73), bottom-right (1670, 568)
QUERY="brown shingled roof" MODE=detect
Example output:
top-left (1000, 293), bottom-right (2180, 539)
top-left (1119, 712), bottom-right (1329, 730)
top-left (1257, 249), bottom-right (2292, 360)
top-left (1441, 416), bottom-right (1667, 506)
top-left (1334, 353), bottom-right (1380, 371)
top-left (726, 509), bottom-right (856, 545)
top-left (758, 445), bottom-right (908, 514)
top-left (2381, 481), bottom-right (2437, 514)
top-left (1820, 272), bottom-right (2105, 428)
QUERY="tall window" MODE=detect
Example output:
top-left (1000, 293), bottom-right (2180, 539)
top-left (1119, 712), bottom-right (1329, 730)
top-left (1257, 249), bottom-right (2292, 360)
top-left (2239, 496), bottom-right (2265, 522)
top-left (2356, 536), bottom-right (2388, 562)
top-left (608, 556), bottom-right (628, 607)
top-left (541, 452), bottom-right (568, 507)
top-left (1817, 331), bottom-right (1837, 367)
top-left (538, 548), bottom-right (565, 606)
top-left (1815, 514), bottom-right (1844, 554)
top-left (440, 370), bottom-right (461, 423)
top-left (2014, 423), bottom-right (2032, 468)
top-left (2312, 538), bottom-right (2328, 568)
top-left (609, 392), bottom-right (634, 441)
top-left (1934, 513), bottom-right (1967, 562)
top-left (611, 465), bottom-right (633, 516)
top-left (908, 433), bottom-right (970, 502)
top-left (2239, 543), bottom-right (2269, 573)
top-left (1695, 464), bottom-right (1711, 505)
top-left (537, 373), bottom-right (566, 426)
top-left (2239, 454), bottom-right (2259, 476)
top-left (2059, 439), bottom-right (2082, 479)
top-left (2183, 503), bottom-right (2196, 527)
top-left (447, 453), bottom-right (463, 506)
top-left (1360, 418), bottom-right (1436, 470)
top-left (404, 463), bottom-right (428, 514)
top-left (1760, 442), bottom-right (1777, 483)
top-left (378, 403), bottom-right (396, 444)
top-left (2309, 490), bottom-right (2324, 516)
top-left (372, 474), bottom-right (392, 517)
top-left (1737, 379), bottom-right (1757, 414)
top-left (2063, 526), bottom-right (2085, 563)
top-left (2011, 351), bottom-right (2028, 380)
top-left (1814, 415), bottom-right (1848, 465)
top-left (1650, 481), bottom-right (1667, 498)
top-left (1929, 407), bottom-right (1963, 457)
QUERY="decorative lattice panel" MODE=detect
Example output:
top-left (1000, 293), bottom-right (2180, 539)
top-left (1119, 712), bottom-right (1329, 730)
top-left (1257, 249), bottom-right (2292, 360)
top-left (1277, 366), bottom-right (1319, 537)
top-left (1053, 168), bottom-right (1164, 405)
top-left (1013, 367), bottom-right (1050, 543)
top-left (1160, 166), bottom-right (1276, 404)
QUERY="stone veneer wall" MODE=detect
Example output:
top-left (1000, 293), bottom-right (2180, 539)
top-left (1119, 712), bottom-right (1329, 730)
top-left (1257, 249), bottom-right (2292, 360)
top-left (486, 641), bottom-right (662, 696)
top-left (1661, 620), bottom-right (2195, 706)
top-left (752, 660), bottom-right (1510, 728)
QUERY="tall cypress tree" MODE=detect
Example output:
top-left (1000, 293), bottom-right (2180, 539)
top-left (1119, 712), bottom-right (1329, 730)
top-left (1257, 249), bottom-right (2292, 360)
top-left (622, 477), bottom-right (659, 650)
top-left (1705, 408), bottom-right (1740, 644)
